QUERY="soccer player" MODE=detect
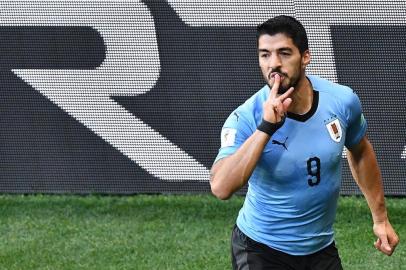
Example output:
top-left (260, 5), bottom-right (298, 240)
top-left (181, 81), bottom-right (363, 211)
top-left (210, 15), bottom-right (399, 269)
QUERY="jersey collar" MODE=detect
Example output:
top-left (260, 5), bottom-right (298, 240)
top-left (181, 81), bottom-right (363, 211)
top-left (286, 77), bottom-right (319, 122)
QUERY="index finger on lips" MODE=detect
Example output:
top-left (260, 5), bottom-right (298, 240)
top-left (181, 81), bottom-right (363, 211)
top-left (269, 74), bottom-right (280, 100)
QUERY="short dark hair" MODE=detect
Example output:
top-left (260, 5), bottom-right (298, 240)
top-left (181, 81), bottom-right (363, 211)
top-left (257, 15), bottom-right (309, 54)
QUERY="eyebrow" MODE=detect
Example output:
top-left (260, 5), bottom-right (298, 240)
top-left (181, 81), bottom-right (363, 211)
top-left (258, 49), bottom-right (270, 53)
top-left (279, 47), bottom-right (293, 52)
top-left (258, 47), bottom-right (293, 53)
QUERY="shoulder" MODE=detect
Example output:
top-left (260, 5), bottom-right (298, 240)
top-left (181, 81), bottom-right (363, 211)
top-left (308, 75), bottom-right (354, 96)
top-left (308, 75), bottom-right (360, 107)
top-left (230, 85), bottom-right (268, 121)
top-left (218, 86), bottom-right (268, 151)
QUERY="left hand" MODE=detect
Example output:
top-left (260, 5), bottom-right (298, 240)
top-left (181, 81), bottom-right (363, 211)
top-left (373, 219), bottom-right (399, 256)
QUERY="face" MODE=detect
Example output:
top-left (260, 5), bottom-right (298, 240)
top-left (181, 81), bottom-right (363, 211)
top-left (258, 33), bottom-right (310, 94)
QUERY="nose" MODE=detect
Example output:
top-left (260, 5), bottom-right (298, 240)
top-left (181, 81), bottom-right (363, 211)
top-left (269, 54), bottom-right (282, 71)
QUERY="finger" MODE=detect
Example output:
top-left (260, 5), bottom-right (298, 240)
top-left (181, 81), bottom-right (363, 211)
top-left (282, 97), bottom-right (292, 112)
top-left (374, 238), bottom-right (381, 250)
top-left (276, 101), bottom-right (284, 118)
top-left (269, 74), bottom-right (280, 100)
top-left (380, 235), bottom-right (392, 252)
top-left (278, 87), bottom-right (295, 101)
top-left (389, 239), bottom-right (399, 251)
top-left (388, 229), bottom-right (400, 249)
top-left (379, 246), bottom-right (393, 256)
top-left (377, 235), bottom-right (393, 255)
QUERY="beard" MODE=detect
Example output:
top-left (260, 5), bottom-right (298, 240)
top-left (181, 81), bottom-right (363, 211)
top-left (264, 68), bottom-right (302, 95)
top-left (263, 64), bottom-right (304, 95)
top-left (277, 74), bottom-right (300, 94)
top-left (265, 73), bottom-right (300, 95)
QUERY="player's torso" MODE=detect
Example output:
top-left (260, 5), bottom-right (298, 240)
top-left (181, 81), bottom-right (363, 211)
top-left (234, 76), bottom-right (362, 255)
top-left (251, 90), bottom-right (347, 206)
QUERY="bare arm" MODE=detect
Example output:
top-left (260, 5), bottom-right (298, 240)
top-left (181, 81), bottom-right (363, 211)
top-left (210, 74), bottom-right (293, 200)
top-left (347, 136), bottom-right (399, 255)
top-left (210, 130), bottom-right (271, 200)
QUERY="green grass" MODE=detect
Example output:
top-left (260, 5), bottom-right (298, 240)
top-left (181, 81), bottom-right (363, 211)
top-left (0, 194), bottom-right (404, 269)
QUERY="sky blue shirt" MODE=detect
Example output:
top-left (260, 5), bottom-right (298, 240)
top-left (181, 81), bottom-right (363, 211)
top-left (215, 75), bottom-right (367, 255)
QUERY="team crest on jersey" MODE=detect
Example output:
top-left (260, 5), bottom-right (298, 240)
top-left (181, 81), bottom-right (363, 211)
top-left (325, 118), bottom-right (342, 143)
top-left (221, 128), bottom-right (237, 148)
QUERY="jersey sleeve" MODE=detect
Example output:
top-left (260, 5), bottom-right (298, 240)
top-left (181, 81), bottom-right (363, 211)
top-left (214, 109), bottom-right (254, 163)
top-left (344, 90), bottom-right (367, 148)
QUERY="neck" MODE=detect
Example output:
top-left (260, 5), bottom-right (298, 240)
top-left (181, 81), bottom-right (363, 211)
top-left (288, 75), bottom-right (313, 115)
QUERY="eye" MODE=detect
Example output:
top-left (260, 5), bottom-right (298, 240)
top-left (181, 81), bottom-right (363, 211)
top-left (260, 53), bottom-right (269, 58)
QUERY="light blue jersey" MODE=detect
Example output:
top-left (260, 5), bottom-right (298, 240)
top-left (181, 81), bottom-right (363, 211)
top-left (215, 75), bottom-right (367, 255)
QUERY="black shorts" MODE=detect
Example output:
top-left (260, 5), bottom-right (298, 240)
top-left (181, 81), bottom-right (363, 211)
top-left (231, 225), bottom-right (343, 270)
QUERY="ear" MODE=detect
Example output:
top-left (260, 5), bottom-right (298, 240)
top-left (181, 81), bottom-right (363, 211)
top-left (301, 50), bottom-right (311, 68)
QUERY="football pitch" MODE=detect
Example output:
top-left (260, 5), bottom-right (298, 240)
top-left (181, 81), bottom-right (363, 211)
top-left (0, 194), bottom-right (404, 269)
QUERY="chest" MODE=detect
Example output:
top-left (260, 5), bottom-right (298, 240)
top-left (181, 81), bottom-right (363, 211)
top-left (256, 111), bottom-right (347, 186)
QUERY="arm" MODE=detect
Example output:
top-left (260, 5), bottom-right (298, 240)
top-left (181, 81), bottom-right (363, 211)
top-left (210, 74), bottom-right (293, 200)
top-left (347, 136), bottom-right (399, 255)
top-left (210, 130), bottom-right (270, 200)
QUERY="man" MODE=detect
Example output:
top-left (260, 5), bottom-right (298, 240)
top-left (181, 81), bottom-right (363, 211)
top-left (210, 15), bottom-right (399, 269)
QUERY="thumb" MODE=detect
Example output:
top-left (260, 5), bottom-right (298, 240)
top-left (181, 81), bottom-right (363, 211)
top-left (379, 235), bottom-right (392, 252)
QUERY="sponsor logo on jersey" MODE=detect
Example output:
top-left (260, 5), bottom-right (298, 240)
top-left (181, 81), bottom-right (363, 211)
top-left (272, 136), bottom-right (289, 150)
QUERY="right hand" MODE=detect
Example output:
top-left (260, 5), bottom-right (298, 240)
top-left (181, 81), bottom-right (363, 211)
top-left (263, 74), bottom-right (294, 123)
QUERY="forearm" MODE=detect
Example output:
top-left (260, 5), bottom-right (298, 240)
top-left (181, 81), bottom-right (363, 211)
top-left (210, 130), bottom-right (270, 199)
top-left (347, 139), bottom-right (387, 222)
top-left (211, 74), bottom-right (292, 200)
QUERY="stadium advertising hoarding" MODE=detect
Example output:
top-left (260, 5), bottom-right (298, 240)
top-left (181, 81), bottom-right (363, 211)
top-left (0, 1), bottom-right (405, 195)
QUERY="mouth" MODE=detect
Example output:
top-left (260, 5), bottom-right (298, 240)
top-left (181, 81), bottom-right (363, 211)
top-left (269, 72), bottom-right (285, 81)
